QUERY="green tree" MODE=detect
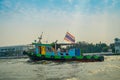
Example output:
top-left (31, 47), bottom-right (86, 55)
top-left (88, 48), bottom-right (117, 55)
top-left (110, 43), bottom-right (115, 53)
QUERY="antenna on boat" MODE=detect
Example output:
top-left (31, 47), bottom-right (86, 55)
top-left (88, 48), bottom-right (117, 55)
top-left (54, 40), bottom-right (58, 51)
top-left (55, 40), bottom-right (58, 43)
top-left (38, 32), bottom-right (43, 43)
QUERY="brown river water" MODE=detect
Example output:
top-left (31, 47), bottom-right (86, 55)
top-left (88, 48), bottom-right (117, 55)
top-left (0, 56), bottom-right (120, 80)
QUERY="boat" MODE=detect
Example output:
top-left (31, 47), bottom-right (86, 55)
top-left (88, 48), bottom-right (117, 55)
top-left (23, 32), bottom-right (104, 62)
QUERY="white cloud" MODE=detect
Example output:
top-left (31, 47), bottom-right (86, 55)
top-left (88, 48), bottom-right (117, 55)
top-left (67, 0), bottom-right (73, 4)
top-left (2, 0), bottom-right (12, 8)
top-left (0, 0), bottom-right (120, 46)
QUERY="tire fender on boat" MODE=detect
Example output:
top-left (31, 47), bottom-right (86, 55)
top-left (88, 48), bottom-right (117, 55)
top-left (61, 56), bottom-right (64, 59)
top-left (51, 55), bottom-right (54, 59)
top-left (41, 55), bottom-right (45, 59)
top-left (72, 56), bottom-right (76, 59)
top-left (98, 56), bottom-right (104, 61)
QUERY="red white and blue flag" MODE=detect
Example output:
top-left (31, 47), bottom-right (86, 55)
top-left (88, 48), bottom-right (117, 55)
top-left (64, 32), bottom-right (75, 43)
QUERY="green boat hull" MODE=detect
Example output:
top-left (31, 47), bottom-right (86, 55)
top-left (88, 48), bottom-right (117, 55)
top-left (24, 52), bottom-right (104, 62)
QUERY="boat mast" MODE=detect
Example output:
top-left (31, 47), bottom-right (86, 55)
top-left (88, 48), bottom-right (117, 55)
top-left (38, 32), bottom-right (43, 43)
top-left (55, 40), bottom-right (58, 50)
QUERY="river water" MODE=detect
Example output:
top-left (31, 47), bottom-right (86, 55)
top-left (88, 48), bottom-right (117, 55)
top-left (0, 56), bottom-right (120, 80)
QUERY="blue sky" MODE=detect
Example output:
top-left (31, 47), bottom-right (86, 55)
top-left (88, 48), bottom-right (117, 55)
top-left (0, 0), bottom-right (120, 46)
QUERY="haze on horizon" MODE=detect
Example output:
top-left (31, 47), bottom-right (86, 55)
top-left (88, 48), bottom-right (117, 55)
top-left (0, 0), bottom-right (120, 46)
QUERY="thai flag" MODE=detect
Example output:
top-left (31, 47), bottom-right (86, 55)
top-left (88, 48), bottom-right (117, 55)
top-left (64, 32), bottom-right (75, 43)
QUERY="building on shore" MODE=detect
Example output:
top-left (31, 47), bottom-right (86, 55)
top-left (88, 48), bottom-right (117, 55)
top-left (114, 38), bottom-right (120, 54)
top-left (0, 44), bottom-right (34, 57)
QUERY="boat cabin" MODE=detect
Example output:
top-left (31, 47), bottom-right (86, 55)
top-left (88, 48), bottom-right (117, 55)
top-left (32, 43), bottom-right (81, 57)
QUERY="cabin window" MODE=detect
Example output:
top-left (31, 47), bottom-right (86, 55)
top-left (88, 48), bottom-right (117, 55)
top-left (46, 47), bottom-right (52, 52)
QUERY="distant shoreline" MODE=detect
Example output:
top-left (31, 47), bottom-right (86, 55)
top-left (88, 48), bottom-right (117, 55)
top-left (0, 56), bottom-right (28, 59)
